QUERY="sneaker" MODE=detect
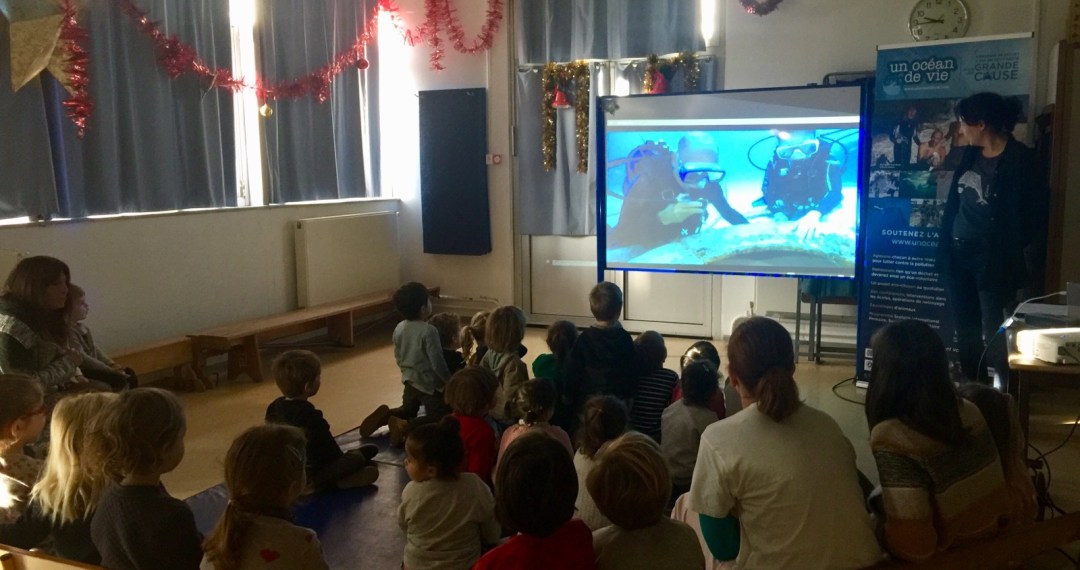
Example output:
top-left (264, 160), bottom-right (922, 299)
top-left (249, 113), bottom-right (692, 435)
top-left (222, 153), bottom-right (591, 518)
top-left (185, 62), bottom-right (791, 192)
top-left (388, 416), bottom-right (408, 446)
top-left (359, 405), bottom-right (391, 438)
top-left (358, 443), bottom-right (379, 461)
top-left (336, 465), bottom-right (380, 489)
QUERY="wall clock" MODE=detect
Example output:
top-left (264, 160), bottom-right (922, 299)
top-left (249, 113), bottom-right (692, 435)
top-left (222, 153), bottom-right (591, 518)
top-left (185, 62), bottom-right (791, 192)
top-left (909, 0), bottom-right (970, 41)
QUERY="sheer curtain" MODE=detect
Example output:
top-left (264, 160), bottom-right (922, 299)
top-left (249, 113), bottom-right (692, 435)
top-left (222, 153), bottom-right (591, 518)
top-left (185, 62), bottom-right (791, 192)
top-left (514, 0), bottom-right (709, 235)
top-left (255, 0), bottom-right (380, 203)
top-left (0, 0), bottom-right (235, 218)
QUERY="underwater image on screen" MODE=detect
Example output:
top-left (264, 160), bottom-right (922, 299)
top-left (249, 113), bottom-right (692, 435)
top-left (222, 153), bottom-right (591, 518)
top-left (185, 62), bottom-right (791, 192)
top-left (603, 124), bottom-right (861, 278)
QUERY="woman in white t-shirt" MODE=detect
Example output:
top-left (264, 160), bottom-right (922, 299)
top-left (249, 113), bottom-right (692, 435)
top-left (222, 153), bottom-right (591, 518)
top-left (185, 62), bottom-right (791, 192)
top-left (687, 317), bottom-right (882, 569)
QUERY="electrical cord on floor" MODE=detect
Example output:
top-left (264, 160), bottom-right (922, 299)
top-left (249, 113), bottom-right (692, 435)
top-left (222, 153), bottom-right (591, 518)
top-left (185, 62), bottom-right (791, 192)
top-left (1053, 547), bottom-right (1078, 568)
top-left (831, 377), bottom-right (864, 406)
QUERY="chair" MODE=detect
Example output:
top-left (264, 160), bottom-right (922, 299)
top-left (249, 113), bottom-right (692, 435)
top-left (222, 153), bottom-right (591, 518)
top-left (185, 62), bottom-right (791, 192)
top-left (793, 278), bottom-right (857, 362)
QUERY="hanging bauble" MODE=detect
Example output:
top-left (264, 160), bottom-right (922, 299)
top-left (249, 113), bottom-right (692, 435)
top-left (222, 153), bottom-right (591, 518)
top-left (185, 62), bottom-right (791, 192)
top-left (356, 57), bottom-right (369, 70)
top-left (551, 85), bottom-right (571, 109)
top-left (650, 71), bottom-right (669, 94)
top-left (259, 104), bottom-right (273, 117)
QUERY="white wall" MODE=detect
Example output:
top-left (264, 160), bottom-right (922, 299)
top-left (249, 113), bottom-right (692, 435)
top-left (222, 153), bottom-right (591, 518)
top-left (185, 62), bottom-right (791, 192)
top-left (379, 0), bottom-right (516, 308)
top-left (0, 200), bottom-right (398, 350)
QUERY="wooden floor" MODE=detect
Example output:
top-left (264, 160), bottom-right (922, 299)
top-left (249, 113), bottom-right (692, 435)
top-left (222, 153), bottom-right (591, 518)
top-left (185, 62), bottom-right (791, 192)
top-left (165, 322), bottom-right (1080, 567)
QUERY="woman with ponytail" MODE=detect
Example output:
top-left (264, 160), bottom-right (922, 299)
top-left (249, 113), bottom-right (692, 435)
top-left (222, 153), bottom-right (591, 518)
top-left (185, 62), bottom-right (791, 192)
top-left (201, 424), bottom-right (327, 570)
top-left (686, 317), bottom-right (881, 568)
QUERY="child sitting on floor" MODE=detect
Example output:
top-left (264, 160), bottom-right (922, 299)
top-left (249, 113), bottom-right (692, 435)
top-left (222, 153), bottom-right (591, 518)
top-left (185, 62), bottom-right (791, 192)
top-left (359, 282), bottom-right (451, 445)
top-left (265, 350), bottom-right (379, 491)
top-left (496, 379), bottom-right (573, 479)
top-left (474, 433), bottom-right (596, 569)
top-left (0, 374), bottom-right (47, 523)
top-left (429, 312), bottom-right (466, 374)
top-left (91, 388), bottom-right (202, 570)
top-left (479, 305), bottom-right (530, 426)
top-left (662, 360), bottom-right (720, 502)
top-left (64, 284), bottom-right (135, 391)
top-left (443, 366), bottom-right (498, 486)
top-left (588, 433), bottom-right (705, 569)
top-left (461, 310), bottom-right (491, 367)
top-left (531, 320), bottom-right (579, 434)
top-left (674, 341), bottom-right (730, 419)
top-left (629, 331), bottom-right (679, 442)
top-left (574, 395), bottom-right (629, 531)
top-left (566, 282), bottom-right (636, 435)
top-left (0, 392), bottom-right (118, 564)
top-left (399, 417), bottom-right (499, 570)
top-left (201, 424), bottom-right (329, 570)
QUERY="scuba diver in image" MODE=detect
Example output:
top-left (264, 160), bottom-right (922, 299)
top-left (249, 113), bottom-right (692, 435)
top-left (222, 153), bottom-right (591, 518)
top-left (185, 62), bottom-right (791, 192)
top-left (609, 132), bottom-right (747, 251)
top-left (755, 129), bottom-right (847, 240)
top-left (890, 106), bottom-right (920, 165)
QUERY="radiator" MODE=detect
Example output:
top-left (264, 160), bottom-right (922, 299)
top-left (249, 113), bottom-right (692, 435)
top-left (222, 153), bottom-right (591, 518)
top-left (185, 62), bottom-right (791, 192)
top-left (294, 212), bottom-right (400, 307)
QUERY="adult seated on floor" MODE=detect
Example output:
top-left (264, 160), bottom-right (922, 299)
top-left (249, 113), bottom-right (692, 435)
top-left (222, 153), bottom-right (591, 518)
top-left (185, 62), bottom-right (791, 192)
top-left (0, 256), bottom-right (95, 404)
top-left (865, 319), bottom-right (1023, 562)
top-left (688, 316), bottom-right (882, 569)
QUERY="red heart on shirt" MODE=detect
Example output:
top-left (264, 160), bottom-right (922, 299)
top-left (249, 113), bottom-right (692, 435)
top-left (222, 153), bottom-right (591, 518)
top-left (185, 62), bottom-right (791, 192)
top-left (259, 549), bottom-right (281, 562)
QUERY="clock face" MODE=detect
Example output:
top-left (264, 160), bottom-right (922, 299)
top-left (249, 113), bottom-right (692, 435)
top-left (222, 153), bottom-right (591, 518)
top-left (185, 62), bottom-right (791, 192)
top-left (909, 0), bottom-right (970, 41)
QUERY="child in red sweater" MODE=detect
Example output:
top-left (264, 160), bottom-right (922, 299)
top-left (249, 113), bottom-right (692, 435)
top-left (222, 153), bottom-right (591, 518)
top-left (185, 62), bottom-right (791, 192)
top-left (444, 366), bottom-right (498, 486)
top-left (473, 432), bottom-right (595, 570)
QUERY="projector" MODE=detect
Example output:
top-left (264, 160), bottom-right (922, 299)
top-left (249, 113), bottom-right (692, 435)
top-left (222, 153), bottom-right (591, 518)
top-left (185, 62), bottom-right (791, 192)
top-left (1016, 328), bottom-right (1080, 365)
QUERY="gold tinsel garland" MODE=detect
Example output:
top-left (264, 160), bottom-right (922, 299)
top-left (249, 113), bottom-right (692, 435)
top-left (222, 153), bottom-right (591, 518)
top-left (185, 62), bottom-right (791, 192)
top-left (541, 61), bottom-right (590, 173)
top-left (643, 52), bottom-right (701, 94)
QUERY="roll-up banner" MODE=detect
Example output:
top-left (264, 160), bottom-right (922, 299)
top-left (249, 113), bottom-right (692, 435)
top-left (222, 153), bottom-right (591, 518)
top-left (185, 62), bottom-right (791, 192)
top-left (856, 33), bottom-right (1034, 387)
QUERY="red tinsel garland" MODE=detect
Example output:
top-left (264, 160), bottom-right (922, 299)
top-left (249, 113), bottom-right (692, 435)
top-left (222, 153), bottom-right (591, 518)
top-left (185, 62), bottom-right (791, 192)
top-left (386, 0), bottom-right (503, 70)
top-left (58, 0), bottom-right (93, 137)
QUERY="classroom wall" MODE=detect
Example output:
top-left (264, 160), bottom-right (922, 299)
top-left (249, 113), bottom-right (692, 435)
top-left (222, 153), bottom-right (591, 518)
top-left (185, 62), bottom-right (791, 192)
top-left (379, 0), bottom-right (516, 309)
top-left (0, 200), bottom-right (399, 350)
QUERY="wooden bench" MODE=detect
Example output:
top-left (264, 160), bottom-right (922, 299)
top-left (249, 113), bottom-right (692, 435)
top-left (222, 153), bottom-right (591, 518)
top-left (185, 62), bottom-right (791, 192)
top-left (111, 336), bottom-right (203, 391)
top-left (869, 511), bottom-right (1080, 569)
top-left (1, 545), bottom-right (103, 570)
top-left (188, 287), bottom-right (439, 386)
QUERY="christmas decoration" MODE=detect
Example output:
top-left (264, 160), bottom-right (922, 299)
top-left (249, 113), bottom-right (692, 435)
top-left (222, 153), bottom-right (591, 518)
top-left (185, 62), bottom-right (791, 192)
top-left (258, 104), bottom-right (273, 117)
top-left (541, 61), bottom-right (589, 173)
top-left (643, 52), bottom-right (701, 94)
top-left (57, 0), bottom-right (92, 137)
top-left (381, 0), bottom-right (503, 70)
top-left (551, 85), bottom-right (570, 108)
top-left (1, 0), bottom-right (65, 91)
top-left (739, 0), bottom-right (784, 16)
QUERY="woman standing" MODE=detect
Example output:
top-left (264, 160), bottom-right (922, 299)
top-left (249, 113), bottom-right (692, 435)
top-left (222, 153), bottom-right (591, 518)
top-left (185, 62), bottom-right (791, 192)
top-left (937, 92), bottom-right (1047, 383)
top-left (0, 256), bottom-right (84, 399)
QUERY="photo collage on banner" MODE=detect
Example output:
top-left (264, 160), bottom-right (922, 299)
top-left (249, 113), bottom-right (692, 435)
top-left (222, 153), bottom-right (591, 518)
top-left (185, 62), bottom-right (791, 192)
top-left (857, 34), bottom-right (1034, 385)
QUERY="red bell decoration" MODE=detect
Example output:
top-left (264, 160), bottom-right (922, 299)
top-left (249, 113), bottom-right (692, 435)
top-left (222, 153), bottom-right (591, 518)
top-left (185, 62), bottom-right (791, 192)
top-left (649, 70), bottom-right (669, 94)
top-left (551, 85), bottom-right (571, 109)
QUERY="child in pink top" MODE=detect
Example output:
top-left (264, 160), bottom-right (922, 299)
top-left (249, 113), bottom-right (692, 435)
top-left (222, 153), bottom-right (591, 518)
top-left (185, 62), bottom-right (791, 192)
top-left (444, 366), bottom-right (499, 487)
top-left (495, 379), bottom-right (572, 479)
top-left (474, 433), bottom-right (595, 570)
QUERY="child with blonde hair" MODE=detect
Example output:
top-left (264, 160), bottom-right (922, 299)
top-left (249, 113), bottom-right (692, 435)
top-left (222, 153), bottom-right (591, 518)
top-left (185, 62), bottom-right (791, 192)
top-left (201, 424), bottom-right (328, 570)
top-left (495, 379), bottom-right (572, 478)
top-left (399, 417), bottom-right (499, 569)
top-left (428, 313), bottom-right (466, 374)
top-left (479, 305), bottom-right (530, 425)
top-left (0, 391), bottom-right (117, 564)
top-left (587, 433), bottom-right (704, 569)
top-left (460, 310), bottom-right (490, 366)
top-left (574, 395), bottom-right (629, 531)
top-left (443, 366), bottom-right (498, 486)
top-left (91, 387), bottom-right (202, 569)
top-left (0, 375), bottom-right (47, 523)
top-left (266, 350), bottom-right (379, 491)
top-left (475, 433), bottom-right (596, 569)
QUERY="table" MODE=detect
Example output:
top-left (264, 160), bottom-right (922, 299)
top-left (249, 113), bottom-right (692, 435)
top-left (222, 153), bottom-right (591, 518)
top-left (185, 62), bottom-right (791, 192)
top-left (1007, 354), bottom-right (1080, 445)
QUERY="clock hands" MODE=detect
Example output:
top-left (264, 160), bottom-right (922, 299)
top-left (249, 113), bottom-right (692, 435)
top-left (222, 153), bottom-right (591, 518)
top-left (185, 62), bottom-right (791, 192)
top-left (913, 17), bottom-right (946, 24)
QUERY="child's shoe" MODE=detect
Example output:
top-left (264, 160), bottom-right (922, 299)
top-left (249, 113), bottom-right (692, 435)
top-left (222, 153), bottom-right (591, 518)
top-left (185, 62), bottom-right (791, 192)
top-left (387, 416), bottom-right (408, 446)
top-left (336, 465), bottom-right (380, 489)
top-left (359, 405), bottom-right (391, 437)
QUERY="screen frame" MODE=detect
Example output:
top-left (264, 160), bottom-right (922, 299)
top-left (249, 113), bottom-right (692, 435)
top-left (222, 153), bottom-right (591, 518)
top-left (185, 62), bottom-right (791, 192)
top-left (595, 82), bottom-right (873, 284)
